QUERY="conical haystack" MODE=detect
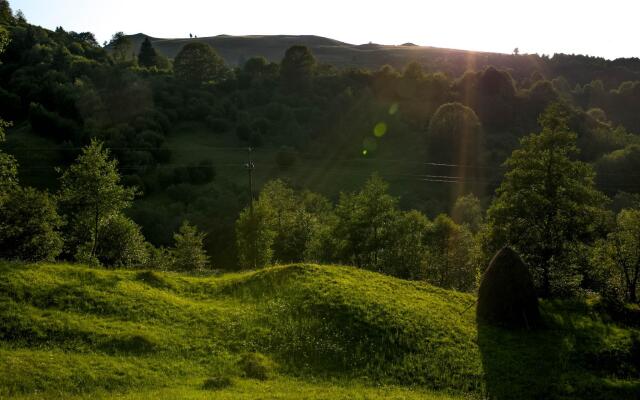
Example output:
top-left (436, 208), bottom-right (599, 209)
top-left (476, 247), bottom-right (541, 329)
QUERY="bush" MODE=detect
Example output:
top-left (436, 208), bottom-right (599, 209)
top-left (95, 215), bottom-right (149, 268)
top-left (0, 187), bottom-right (63, 262)
top-left (237, 352), bottom-right (275, 380)
top-left (476, 247), bottom-right (541, 329)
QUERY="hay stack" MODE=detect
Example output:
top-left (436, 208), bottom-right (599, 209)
top-left (476, 247), bottom-right (541, 329)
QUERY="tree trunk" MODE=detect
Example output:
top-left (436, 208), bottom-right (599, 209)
top-left (91, 206), bottom-right (99, 258)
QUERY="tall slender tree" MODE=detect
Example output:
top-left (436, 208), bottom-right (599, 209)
top-left (138, 37), bottom-right (159, 68)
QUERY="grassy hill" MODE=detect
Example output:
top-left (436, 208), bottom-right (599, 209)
top-left (0, 262), bottom-right (639, 399)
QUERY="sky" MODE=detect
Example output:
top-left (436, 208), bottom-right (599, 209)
top-left (9, 0), bottom-right (640, 60)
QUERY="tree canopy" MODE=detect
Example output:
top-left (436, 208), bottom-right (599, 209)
top-left (174, 42), bottom-right (228, 84)
top-left (487, 104), bottom-right (608, 297)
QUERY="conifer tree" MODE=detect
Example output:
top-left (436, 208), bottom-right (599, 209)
top-left (138, 37), bottom-right (158, 68)
top-left (172, 221), bottom-right (209, 271)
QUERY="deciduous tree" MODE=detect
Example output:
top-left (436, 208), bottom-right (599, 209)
top-left (174, 42), bottom-right (228, 85)
top-left (486, 104), bottom-right (608, 297)
top-left (58, 139), bottom-right (137, 261)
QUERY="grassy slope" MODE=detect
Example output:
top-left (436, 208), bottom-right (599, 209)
top-left (162, 122), bottom-right (443, 211)
top-left (0, 262), bottom-right (638, 400)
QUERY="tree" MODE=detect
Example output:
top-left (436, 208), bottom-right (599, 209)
top-left (486, 104), bottom-right (608, 298)
top-left (137, 37), bottom-right (159, 68)
top-left (109, 32), bottom-right (133, 63)
top-left (59, 139), bottom-right (137, 261)
top-left (596, 144), bottom-right (640, 195)
top-left (452, 194), bottom-right (484, 233)
top-left (380, 210), bottom-right (430, 280)
top-left (0, 149), bottom-right (17, 197)
top-left (0, 186), bottom-right (63, 261)
top-left (427, 102), bottom-right (484, 197)
top-left (174, 42), bottom-right (228, 85)
top-left (0, 27), bottom-right (16, 198)
top-left (280, 45), bottom-right (316, 90)
top-left (236, 202), bottom-right (276, 269)
top-left (424, 214), bottom-right (478, 291)
top-left (0, 1), bottom-right (13, 24)
top-left (428, 102), bottom-right (483, 163)
top-left (600, 209), bottom-right (640, 303)
top-left (172, 221), bottom-right (209, 271)
top-left (257, 180), bottom-right (307, 263)
top-left (333, 175), bottom-right (398, 270)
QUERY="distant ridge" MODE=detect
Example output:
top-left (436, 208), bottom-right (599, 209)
top-left (117, 33), bottom-right (640, 83)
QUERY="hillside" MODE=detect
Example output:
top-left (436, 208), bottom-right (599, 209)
top-left (1, 262), bottom-right (638, 399)
top-left (124, 33), bottom-right (640, 85)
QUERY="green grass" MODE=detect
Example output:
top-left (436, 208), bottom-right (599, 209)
top-left (164, 122), bottom-right (439, 208)
top-left (0, 262), bottom-right (638, 399)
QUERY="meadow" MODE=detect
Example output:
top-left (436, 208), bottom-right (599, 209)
top-left (1, 262), bottom-right (638, 399)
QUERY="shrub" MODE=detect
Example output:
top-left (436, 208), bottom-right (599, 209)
top-left (0, 186), bottom-right (63, 262)
top-left (95, 215), bottom-right (149, 268)
top-left (237, 352), bottom-right (275, 380)
top-left (476, 247), bottom-right (541, 329)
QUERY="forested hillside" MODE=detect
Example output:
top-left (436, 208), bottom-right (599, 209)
top-left (0, 0), bottom-right (639, 297)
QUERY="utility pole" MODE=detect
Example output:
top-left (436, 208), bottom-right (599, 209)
top-left (245, 147), bottom-right (256, 268)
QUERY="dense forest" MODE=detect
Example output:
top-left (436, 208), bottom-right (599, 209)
top-left (1, 0), bottom-right (639, 304)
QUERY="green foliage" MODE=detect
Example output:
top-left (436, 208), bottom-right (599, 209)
top-left (58, 139), bottom-right (137, 261)
top-left (378, 210), bottom-right (429, 280)
top-left (0, 150), bottom-right (18, 196)
top-left (487, 104), bottom-right (608, 297)
top-left (174, 42), bottom-right (228, 85)
top-left (593, 209), bottom-right (640, 303)
top-left (0, 186), bottom-right (63, 261)
top-left (333, 175), bottom-right (399, 270)
top-left (451, 194), bottom-right (484, 233)
top-left (424, 214), bottom-right (478, 291)
top-left (109, 31), bottom-right (133, 63)
top-left (95, 214), bottom-right (149, 268)
top-left (596, 144), bottom-right (640, 195)
top-left (428, 102), bottom-right (483, 163)
top-left (137, 37), bottom-right (160, 69)
top-left (236, 202), bottom-right (276, 269)
top-left (171, 221), bottom-right (209, 271)
top-left (281, 45), bottom-right (316, 90)
top-left (476, 247), bottom-right (541, 329)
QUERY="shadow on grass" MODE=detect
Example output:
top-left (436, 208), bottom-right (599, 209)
top-left (478, 322), bottom-right (567, 400)
top-left (478, 301), bottom-right (640, 400)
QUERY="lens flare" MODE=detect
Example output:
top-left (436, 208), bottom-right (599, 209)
top-left (374, 122), bottom-right (387, 138)
top-left (389, 103), bottom-right (399, 115)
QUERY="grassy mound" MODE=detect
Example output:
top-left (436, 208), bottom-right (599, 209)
top-left (0, 261), bottom-right (638, 399)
